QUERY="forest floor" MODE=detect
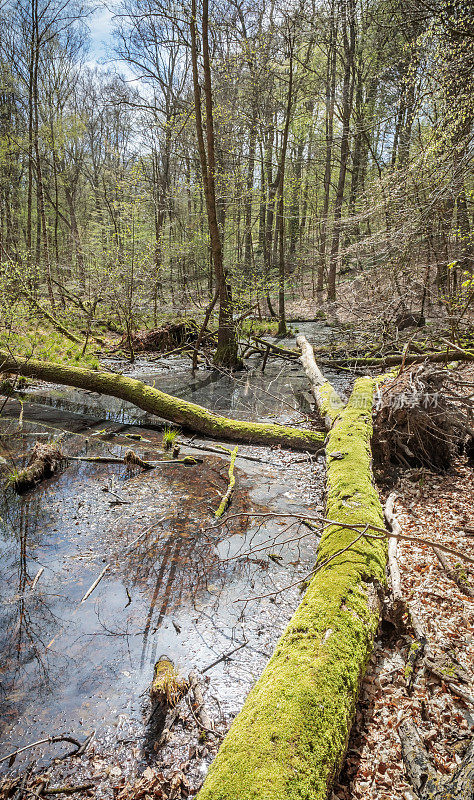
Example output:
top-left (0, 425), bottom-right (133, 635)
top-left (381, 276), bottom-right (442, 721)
top-left (332, 365), bottom-right (474, 800)
top-left (0, 299), bottom-right (473, 800)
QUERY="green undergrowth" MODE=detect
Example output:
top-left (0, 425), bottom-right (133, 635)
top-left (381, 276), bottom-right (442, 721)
top-left (197, 377), bottom-right (387, 800)
top-left (0, 327), bottom-right (100, 370)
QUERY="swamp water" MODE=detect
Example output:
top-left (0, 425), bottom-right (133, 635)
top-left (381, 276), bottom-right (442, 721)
top-left (0, 332), bottom-right (348, 793)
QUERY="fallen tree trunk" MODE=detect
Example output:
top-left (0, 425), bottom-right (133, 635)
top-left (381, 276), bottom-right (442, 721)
top-left (0, 352), bottom-right (324, 452)
top-left (196, 376), bottom-right (387, 800)
top-left (296, 334), bottom-right (345, 428)
top-left (247, 342), bottom-right (474, 370)
top-left (298, 337), bottom-right (473, 472)
top-left (399, 718), bottom-right (474, 799)
top-left (11, 442), bottom-right (64, 493)
top-left (328, 348), bottom-right (474, 368)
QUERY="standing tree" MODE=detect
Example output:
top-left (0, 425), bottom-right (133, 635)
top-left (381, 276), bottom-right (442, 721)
top-left (190, 0), bottom-right (241, 368)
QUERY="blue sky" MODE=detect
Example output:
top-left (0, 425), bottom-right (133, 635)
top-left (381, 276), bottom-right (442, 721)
top-left (85, 3), bottom-right (139, 83)
top-left (86, 3), bottom-right (115, 66)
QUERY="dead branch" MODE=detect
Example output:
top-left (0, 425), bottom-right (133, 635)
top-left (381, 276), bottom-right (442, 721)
top-left (399, 718), bottom-right (474, 798)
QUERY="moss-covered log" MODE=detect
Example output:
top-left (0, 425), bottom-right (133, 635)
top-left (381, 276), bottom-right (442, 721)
top-left (328, 348), bottom-right (474, 368)
top-left (296, 334), bottom-right (345, 428)
top-left (196, 377), bottom-right (387, 800)
top-left (0, 352), bottom-right (324, 452)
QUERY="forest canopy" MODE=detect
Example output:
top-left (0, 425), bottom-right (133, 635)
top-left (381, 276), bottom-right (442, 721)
top-left (0, 0), bottom-right (473, 364)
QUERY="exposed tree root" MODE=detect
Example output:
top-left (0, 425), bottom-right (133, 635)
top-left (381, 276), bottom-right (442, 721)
top-left (120, 321), bottom-right (198, 353)
top-left (372, 365), bottom-right (473, 471)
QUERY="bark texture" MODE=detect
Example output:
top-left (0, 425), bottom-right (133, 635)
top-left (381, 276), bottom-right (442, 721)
top-left (11, 442), bottom-right (63, 493)
top-left (399, 719), bottom-right (474, 799)
top-left (296, 334), bottom-right (345, 428)
top-left (0, 352), bottom-right (324, 452)
top-left (196, 377), bottom-right (387, 800)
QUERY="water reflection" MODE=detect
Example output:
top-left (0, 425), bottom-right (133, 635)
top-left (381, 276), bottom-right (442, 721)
top-left (0, 352), bottom-right (328, 773)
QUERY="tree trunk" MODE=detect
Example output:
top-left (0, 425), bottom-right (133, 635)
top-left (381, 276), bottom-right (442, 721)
top-left (196, 375), bottom-right (387, 800)
top-left (327, 0), bottom-right (355, 301)
top-left (190, 0), bottom-right (240, 368)
top-left (317, 1), bottom-right (337, 294)
top-left (0, 351), bottom-right (325, 452)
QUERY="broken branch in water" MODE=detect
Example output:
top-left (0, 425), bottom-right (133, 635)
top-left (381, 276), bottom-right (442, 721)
top-left (68, 452), bottom-right (201, 467)
top-left (30, 567), bottom-right (44, 590)
top-left (214, 446), bottom-right (238, 518)
top-left (10, 442), bottom-right (64, 493)
top-left (0, 734), bottom-right (88, 765)
top-left (80, 565), bottom-right (110, 603)
top-left (201, 640), bottom-right (248, 673)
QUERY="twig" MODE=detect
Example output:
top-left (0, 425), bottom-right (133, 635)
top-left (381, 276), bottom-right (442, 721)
top-left (433, 547), bottom-right (474, 598)
top-left (439, 336), bottom-right (474, 359)
top-left (124, 517), bottom-right (170, 552)
top-left (214, 446), bottom-right (238, 518)
top-left (213, 511), bottom-right (474, 566)
top-left (80, 565), bottom-right (110, 603)
top-left (0, 736), bottom-right (82, 765)
top-left (104, 487), bottom-right (130, 504)
top-left (30, 567), bottom-right (44, 590)
top-left (43, 785), bottom-right (95, 795)
top-left (201, 640), bottom-right (248, 673)
top-left (234, 528), bottom-right (371, 604)
top-left (181, 439), bottom-right (268, 463)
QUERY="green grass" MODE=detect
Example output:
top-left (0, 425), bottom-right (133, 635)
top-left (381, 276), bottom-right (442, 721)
top-left (0, 325), bottom-right (101, 370)
top-left (163, 426), bottom-right (179, 450)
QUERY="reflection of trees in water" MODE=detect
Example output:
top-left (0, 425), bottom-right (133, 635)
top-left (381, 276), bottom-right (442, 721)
top-left (118, 499), bottom-right (304, 673)
top-left (113, 487), bottom-right (253, 671)
top-left (0, 490), bottom-right (66, 735)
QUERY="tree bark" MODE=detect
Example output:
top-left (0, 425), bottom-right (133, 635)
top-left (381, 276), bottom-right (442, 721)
top-left (296, 334), bottom-right (344, 428)
top-left (317, 0), bottom-right (337, 294)
top-left (196, 375), bottom-right (387, 800)
top-left (327, 0), bottom-right (355, 301)
top-left (189, 0), bottom-right (240, 368)
top-left (399, 719), bottom-right (474, 799)
top-left (0, 351), bottom-right (325, 452)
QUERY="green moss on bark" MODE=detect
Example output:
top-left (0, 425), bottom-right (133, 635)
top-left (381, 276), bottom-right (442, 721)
top-left (196, 377), bottom-right (387, 800)
top-left (0, 352), bottom-right (324, 452)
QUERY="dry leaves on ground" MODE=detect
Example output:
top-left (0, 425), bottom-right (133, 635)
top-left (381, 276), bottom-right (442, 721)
top-left (332, 448), bottom-right (474, 800)
top-left (114, 766), bottom-right (189, 800)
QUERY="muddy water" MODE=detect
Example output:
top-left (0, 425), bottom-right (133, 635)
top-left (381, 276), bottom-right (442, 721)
top-left (0, 331), bottom-right (348, 791)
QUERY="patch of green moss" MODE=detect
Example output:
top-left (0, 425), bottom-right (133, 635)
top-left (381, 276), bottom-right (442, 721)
top-left (196, 377), bottom-right (387, 800)
top-left (315, 381), bottom-right (345, 425)
top-left (0, 353), bottom-right (325, 452)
